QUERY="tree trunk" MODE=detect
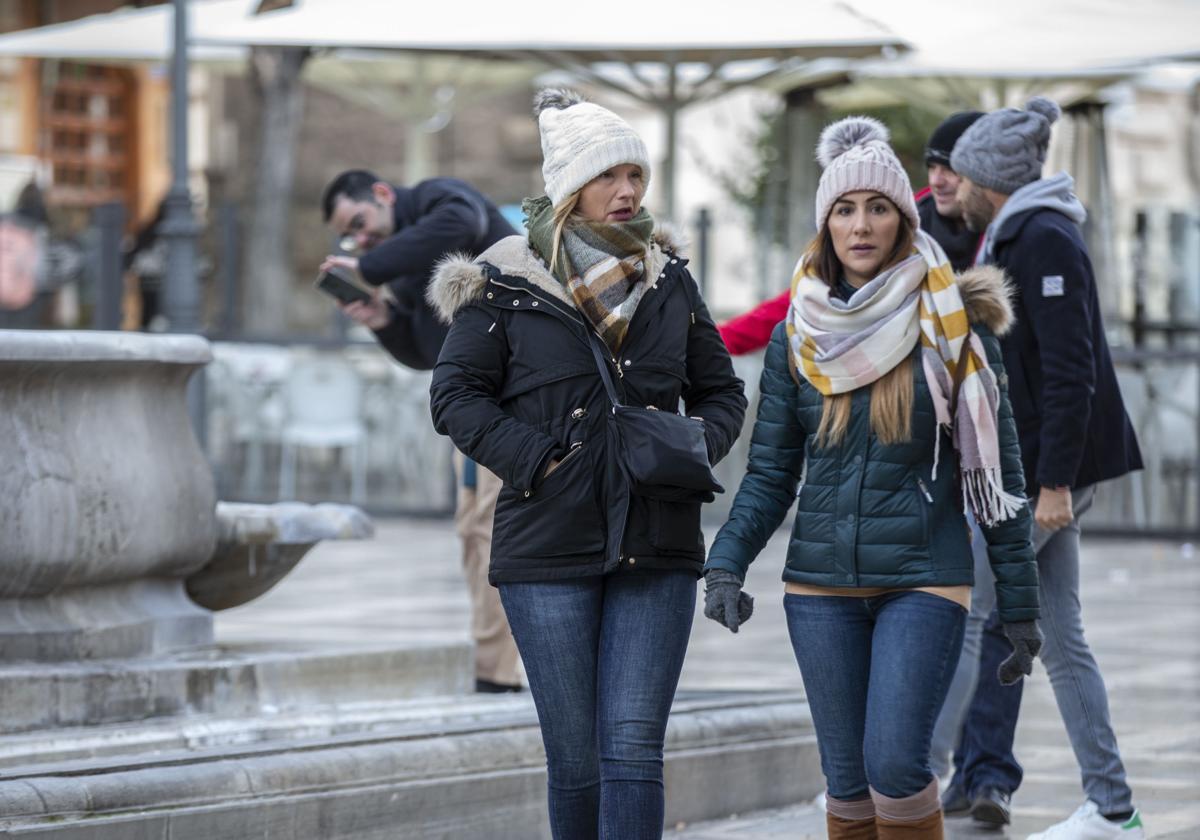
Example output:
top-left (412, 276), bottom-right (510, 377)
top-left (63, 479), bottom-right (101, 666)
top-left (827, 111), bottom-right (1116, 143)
top-left (242, 45), bottom-right (309, 335)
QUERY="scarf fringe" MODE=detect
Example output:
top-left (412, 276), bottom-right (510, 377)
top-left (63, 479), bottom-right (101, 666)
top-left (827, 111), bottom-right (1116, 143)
top-left (962, 467), bottom-right (1026, 527)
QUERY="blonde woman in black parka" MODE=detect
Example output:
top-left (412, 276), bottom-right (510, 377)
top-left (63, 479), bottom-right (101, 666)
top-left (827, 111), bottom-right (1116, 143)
top-left (428, 90), bottom-right (746, 840)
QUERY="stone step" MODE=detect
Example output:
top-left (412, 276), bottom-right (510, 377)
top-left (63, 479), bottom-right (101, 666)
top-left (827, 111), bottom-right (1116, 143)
top-left (0, 689), bottom-right (820, 839)
top-left (0, 639), bottom-right (472, 734)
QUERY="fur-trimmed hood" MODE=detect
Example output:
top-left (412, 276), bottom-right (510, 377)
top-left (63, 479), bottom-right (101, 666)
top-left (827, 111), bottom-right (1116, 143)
top-left (427, 223), bottom-right (689, 325)
top-left (958, 264), bottom-right (1014, 336)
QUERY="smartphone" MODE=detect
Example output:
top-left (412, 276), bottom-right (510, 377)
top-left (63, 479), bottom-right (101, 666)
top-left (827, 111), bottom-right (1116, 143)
top-left (315, 271), bottom-right (372, 306)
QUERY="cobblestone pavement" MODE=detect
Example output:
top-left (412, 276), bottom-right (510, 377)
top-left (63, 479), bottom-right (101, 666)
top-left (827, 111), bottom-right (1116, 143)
top-left (216, 519), bottom-right (1200, 839)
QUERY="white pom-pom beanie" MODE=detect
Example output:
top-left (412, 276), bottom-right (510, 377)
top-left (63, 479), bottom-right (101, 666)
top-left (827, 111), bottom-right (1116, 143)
top-left (534, 88), bottom-right (651, 207)
top-left (813, 115), bottom-right (918, 230)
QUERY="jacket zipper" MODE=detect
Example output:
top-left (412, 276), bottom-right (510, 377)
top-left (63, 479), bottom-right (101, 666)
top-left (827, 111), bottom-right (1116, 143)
top-left (490, 277), bottom-right (635, 572)
top-left (916, 477), bottom-right (933, 503)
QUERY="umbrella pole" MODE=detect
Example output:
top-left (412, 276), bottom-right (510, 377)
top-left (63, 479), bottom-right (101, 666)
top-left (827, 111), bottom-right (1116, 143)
top-left (161, 0), bottom-right (205, 444)
top-left (161, 0), bottom-right (201, 335)
top-left (662, 60), bottom-right (678, 223)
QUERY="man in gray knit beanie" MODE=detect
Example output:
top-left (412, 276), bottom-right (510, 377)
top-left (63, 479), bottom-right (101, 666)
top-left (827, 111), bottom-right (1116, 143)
top-left (941, 96), bottom-right (1147, 840)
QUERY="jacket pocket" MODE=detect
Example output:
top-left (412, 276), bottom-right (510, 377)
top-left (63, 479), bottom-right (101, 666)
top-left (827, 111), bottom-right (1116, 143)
top-left (492, 443), bottom-right (605, 560)
top-left (648, 498), bottom-right (704, 554)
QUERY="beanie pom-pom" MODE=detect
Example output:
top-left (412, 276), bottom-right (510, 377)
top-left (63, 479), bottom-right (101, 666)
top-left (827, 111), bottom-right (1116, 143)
top-left (816, 116), bottom-right (889, 168)
top-left (1026, 96), bottom-right (1061, 125)
top-left (533, 88), bottom-right (586, 117)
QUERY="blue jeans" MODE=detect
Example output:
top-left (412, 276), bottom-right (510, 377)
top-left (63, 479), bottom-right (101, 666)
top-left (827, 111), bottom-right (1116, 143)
top-left (784, 590), bottom-right (966, 800)
top-left (498, 572), bottom-right (696, 840)
top-left (953, 487), bottom-right (1133, 814)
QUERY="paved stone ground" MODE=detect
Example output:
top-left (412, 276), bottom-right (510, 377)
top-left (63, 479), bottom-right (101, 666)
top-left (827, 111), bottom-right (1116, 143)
top-left (216, 519), bottom-right (1200, 839)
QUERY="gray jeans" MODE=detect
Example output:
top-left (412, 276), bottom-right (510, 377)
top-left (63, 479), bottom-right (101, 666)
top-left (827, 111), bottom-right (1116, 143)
top-left (932, 486), bottom-right (1132, 812)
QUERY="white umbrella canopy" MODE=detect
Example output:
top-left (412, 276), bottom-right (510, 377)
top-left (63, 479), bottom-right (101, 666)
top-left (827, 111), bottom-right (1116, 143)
top-left (0, 0), bottom-right (252, 62)
top-left (771, 0), bottom-right (1200, 110)
top-left (193, 0), bottom-right (908, 217)
top-left (192, 0), bottom-right (905, 60)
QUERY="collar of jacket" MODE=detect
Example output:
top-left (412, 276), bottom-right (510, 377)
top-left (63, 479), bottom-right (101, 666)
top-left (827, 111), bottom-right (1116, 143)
top-left (387, 182), bottom-right (415, 231)
top-left (425, 222), bottom-right (690, 326)
top-left (956, 263), bottom-right (1015, 335)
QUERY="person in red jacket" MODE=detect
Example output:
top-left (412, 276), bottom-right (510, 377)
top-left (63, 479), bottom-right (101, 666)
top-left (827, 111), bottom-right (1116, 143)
top-left (718, 112), bottom-right (983, 355)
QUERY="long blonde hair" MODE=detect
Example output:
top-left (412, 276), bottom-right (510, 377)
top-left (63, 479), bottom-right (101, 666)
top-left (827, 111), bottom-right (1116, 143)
top-left (548, 190), bottom-right (581, 275)
top-left (804, 210), bottom-right (916, 449)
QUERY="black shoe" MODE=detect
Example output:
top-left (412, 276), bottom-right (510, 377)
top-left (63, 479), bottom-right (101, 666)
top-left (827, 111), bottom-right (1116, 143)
top-left (941, 783), bottom-right (971, 817)
top-left (971, 787), bottom-right (1012, 828)
top-left (475, 678), bottom-right (524, 694)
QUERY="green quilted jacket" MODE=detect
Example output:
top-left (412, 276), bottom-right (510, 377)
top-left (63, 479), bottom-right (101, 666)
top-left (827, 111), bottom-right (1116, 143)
top-left (706, 265), bottom-right (1039, 623)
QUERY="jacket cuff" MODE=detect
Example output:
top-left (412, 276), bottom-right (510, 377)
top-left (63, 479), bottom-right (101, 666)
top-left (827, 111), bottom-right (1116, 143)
top-left (702, 556), bottom-right (746, 581)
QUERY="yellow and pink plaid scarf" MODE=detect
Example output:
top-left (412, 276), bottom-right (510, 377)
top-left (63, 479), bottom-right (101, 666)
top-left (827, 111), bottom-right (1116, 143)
top-left (785, 230), bottom-right (1024, 525)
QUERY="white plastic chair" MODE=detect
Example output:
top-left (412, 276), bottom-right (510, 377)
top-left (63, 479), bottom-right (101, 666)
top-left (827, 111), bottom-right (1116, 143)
top-left (278, 356), bottom-right (367, 503)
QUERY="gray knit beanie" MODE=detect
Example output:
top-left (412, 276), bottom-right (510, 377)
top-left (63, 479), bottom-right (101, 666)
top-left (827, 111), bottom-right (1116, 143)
top-left (533, 88), bottom-right (651, 207)
top-left (813, 116), bottom-right (918, 230)
top-left (950, 96), bottom-right (1061, 195)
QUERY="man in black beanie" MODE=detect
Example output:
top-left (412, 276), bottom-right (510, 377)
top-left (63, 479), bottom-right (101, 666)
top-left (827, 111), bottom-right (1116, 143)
top-left (915, 110), bottom-right (984, 271)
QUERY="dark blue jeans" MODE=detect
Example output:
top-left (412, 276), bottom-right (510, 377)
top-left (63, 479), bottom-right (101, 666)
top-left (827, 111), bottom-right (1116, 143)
top-left (498, 571), bottom-right (696, 840)
top-left (784, 591), bottom-right (966, 800)
top-left (951, 607), bottom-right (1026, 797)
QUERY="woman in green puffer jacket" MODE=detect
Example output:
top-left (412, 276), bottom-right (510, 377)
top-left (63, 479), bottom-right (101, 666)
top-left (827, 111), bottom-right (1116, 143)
top-left (701, 116), bottom-right (1040, 840)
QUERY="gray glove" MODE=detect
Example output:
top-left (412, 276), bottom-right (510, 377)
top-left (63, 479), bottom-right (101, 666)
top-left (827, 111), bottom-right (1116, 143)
top-left (703, 569), bottom-right (754, 633)
top-left (998, 620), bottom-right (1043, 685)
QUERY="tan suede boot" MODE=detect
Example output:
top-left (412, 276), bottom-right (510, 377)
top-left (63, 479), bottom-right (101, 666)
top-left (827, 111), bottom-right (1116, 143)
top-left (827, 812), bottom-right (879, 840)
top-left (875, 809), bottom-right (944, 839)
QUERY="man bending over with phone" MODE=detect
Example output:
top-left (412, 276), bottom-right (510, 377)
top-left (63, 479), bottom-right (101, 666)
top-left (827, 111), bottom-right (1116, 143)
top-left (320, 169), bottom-right (522, 693)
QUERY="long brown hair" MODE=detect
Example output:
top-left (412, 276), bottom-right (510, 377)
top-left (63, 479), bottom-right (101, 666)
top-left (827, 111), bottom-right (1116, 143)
top-left (801, 207), bottom-right (917, 448)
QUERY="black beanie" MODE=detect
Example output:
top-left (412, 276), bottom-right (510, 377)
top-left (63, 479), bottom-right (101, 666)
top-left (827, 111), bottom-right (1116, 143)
top-left (925, 111), bottom-right (984, 168)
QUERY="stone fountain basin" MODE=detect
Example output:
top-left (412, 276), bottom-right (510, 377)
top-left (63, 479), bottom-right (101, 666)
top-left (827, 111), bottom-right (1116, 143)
top-left (186, 502), bottom-right (374, 611)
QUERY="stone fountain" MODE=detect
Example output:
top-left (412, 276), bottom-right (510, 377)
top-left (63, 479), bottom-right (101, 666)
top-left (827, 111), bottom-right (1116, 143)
top-left (0, 330), bottom-right (818, 839)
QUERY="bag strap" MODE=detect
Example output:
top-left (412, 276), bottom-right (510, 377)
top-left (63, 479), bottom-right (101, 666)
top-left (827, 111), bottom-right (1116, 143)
top-left (586, 332), bottom-right (625, 409)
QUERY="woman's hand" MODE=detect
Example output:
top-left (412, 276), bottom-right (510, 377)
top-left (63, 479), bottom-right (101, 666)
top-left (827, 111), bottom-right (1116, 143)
top-left (998, 620), bottom-right (1043, 685)
top-left (703, 569), bottom-right (754, 633)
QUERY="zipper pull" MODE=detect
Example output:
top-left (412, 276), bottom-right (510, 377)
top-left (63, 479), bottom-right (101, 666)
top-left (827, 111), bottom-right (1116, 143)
top-left (612, 356), bottom-right (624, 378)
top-left (917, 478), bottom-right (933, 503)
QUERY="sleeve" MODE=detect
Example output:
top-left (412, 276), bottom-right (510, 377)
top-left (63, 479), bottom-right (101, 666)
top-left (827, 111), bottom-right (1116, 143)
top-left (1012, 225), bottom-right (1097, 489)
top-left (359, 183), bottom-right (488, 291)
top-left (704, 322), bottom-right (807, 581)
top-left (717, 289), bottom-right (790, 356)
top-left (976, 328), bottom-right (1040, 623)
top-left (682, 284), bottom-right (749, 466)
top-left (429, 306), bottom-right (560, 492)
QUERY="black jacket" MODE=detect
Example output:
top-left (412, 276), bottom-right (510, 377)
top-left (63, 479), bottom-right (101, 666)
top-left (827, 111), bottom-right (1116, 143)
top-left (428, 231), bottom-right (747, 584)
top-left (992, 204), bottom-right (1142, 489)
top-left (916, 188), bottom-right (980, 272)
top-left (359, 178), bottom-right (516, 370)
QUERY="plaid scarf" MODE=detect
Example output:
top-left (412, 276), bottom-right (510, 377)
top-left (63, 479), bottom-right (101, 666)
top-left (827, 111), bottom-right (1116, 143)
top-left (524, 195), bottom-right (654, 353)
top-left (785, 230), bottom-right (1024, 526)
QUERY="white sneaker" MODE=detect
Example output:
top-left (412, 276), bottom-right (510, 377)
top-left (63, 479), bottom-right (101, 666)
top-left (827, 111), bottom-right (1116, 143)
top-left (1027, 801), bottom-right (1145, 840)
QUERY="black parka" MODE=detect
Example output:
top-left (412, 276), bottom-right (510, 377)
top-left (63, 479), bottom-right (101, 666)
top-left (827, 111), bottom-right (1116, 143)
top-left (428, 231), bottom-right (747, 584)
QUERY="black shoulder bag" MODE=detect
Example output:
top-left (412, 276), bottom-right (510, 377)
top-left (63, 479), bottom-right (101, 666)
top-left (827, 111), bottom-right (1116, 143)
top-left (586, 332), bottom-right (724, 502)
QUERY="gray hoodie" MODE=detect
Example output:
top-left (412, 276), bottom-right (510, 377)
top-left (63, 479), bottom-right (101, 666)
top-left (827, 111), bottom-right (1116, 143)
top-left (976, 172), bottom-right (1087, 265)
